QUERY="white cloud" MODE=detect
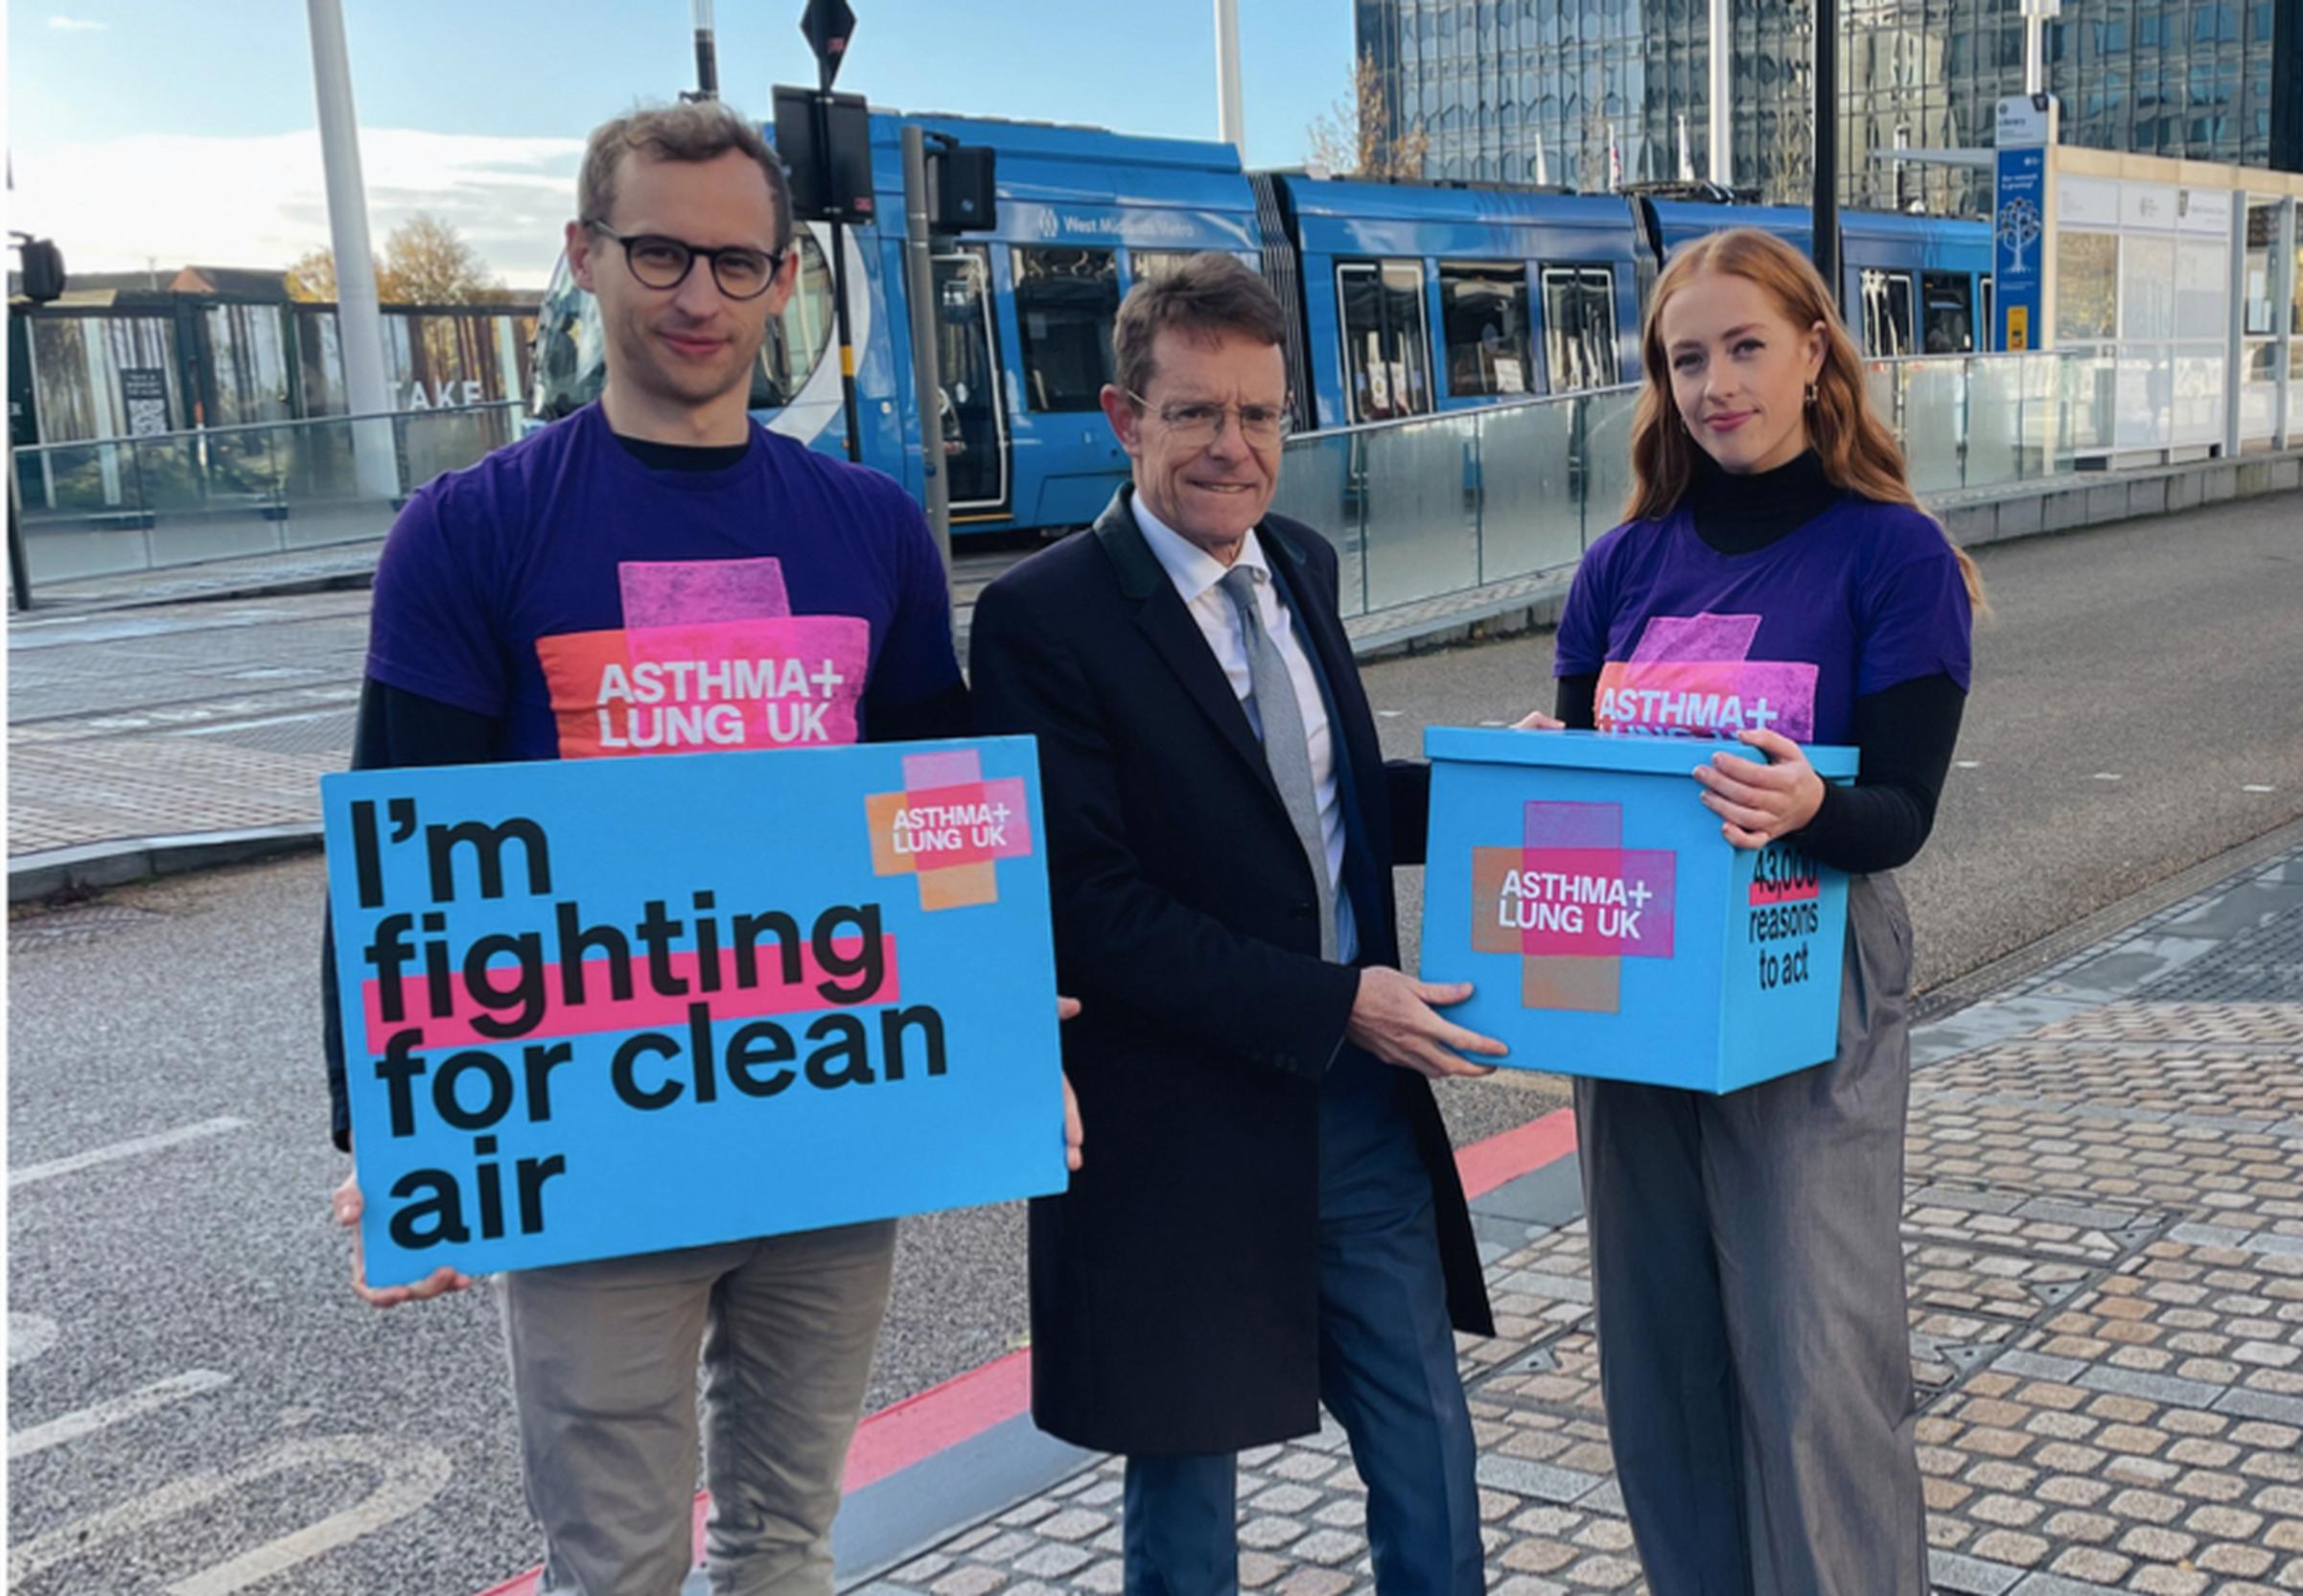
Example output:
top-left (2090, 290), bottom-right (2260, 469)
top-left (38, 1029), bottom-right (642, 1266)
top-left (9, 128), bottom-right (585, 289)
top-left (46, 14), bottom-right (108, 29)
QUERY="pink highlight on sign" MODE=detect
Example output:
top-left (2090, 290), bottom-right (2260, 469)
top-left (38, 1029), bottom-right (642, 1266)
top-left (618, 557), bottom-right (794, 626)
top-left (360, 937), bottom-right (898, 1052)
top-left (1629, 612), bottom-right (1762, 664)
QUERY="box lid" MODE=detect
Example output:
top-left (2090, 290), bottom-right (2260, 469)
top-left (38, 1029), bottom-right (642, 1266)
top-left (1424, 726), bottom-right (1859, 779)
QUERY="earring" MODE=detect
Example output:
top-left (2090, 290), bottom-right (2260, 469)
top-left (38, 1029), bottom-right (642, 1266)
top-left (1804, 382), bottom-right (1819, 407)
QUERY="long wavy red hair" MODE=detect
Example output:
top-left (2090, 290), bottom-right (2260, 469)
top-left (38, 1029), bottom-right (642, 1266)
top-left (1624, 227), bottom-right (1986, 609)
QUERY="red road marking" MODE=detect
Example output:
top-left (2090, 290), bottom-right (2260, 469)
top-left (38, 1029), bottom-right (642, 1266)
top-left (1456, 1105), bottom-right (1579, 1199)
top-left (470, 1105), bottom-right (1579, 1596)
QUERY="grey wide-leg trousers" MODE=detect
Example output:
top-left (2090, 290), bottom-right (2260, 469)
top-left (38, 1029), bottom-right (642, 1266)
top-left (1575, 872), bottom-right (1927, 1596)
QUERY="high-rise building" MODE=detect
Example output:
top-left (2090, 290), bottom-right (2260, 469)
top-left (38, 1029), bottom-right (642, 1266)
top-left (1356, 0), bottom-right (2303, 218)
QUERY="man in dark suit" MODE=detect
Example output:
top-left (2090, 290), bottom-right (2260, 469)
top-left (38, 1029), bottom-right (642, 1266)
top-left (969, 254), bottom-right (1508, 1596)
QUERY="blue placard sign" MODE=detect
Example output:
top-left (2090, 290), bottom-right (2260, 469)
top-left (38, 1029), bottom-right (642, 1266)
top-left (322, 738), bottom-right (1065, 1286)
top-left (1992, 94), bottom-right (2054, 352)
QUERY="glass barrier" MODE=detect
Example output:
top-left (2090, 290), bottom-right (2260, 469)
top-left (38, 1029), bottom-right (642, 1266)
top-left (1268, 347), bottom-right (2245, 622)
top-left (12, 403), bottom-right (523, 587)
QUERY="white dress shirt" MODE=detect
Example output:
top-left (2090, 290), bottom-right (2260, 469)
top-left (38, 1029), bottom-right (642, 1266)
top-left (1134, 497), bottom-right (1359, 963)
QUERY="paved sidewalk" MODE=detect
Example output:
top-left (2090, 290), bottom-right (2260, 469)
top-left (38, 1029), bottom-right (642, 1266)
top-left (842, 843), bottom-right (2303, 1596)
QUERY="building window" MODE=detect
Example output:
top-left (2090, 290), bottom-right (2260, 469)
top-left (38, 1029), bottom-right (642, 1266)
top-left (2058, 232), bottom-right (2121, 342)
top-left (1337, 259), bottom-right (1435, 422)
top-left (1012, 247), bottom-right (1118, 412)
top-left (1438, 262), bottom-right (1534, 396)
top-left (1540, 265), bottom-right (1619, 391)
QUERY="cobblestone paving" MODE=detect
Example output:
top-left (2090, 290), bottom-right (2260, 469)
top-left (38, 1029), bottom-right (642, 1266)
top-left (860, 853), bottom-right (2303, 1596)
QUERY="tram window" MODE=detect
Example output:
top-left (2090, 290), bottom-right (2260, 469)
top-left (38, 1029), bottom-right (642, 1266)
top-left (1859, 268), bottom-right (1917, 357)
top-left (1337, 259), bottom-right (1434, 423)
top-left (1128, 250), bottom-right (1193, 284)
top-left (1013, 246), bottom-right (1119, 411)
top-left (1982, 275), bottom-right (1994, 347)
top-left (1539, 265), bottom-right (1619, 392)
top-left (1920, 271), bottom-right (1976, 354)
top-left (754, 231), bottom-right (836, 408)
top-left (1439, 263), bottom-right (1533, 396)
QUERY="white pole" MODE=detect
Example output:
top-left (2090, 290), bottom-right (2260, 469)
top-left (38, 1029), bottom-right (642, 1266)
top-left (1214, 0), bottom-right (1247, 158)
top-left (1708, 0), bottom-right (1733, 187)
top-left (306, 0), bottom-right (400, 501)
top-left (2021, 0), bottom-right (2059, 98)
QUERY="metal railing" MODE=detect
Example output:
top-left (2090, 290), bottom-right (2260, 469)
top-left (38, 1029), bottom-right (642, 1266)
top-left (9, 403), bottom-right (523, 589)
top-left (1275, 351), bottom-right (2108, 621)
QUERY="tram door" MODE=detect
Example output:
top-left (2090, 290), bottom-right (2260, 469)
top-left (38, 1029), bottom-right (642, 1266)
top-left (931, 246), bottom-right (1010, 513)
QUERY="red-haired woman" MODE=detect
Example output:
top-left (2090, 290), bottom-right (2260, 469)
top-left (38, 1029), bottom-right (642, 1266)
top-left (1521, 227), bottom-right (1984, 1593)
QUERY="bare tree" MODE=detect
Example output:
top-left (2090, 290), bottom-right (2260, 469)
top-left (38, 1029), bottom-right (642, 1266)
top-left (1305, 51), bottom-right (1430, 180)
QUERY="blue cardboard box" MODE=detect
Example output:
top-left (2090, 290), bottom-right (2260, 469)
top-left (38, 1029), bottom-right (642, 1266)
top-left (1420, 729), bottom-right (1858, 1094)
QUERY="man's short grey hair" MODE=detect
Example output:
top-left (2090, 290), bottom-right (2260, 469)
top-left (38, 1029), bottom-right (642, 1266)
top-left (578, 103), bottom-right (793, 252)
top-left (1112, 253), bottom-right (1288, 401)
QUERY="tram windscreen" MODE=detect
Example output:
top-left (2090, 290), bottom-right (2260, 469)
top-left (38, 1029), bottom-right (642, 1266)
top-left (526, 231), bottom-right (835, 422)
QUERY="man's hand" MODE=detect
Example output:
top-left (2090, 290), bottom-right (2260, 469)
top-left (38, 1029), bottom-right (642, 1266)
top-left (333, 1173), bottom-right (473, 1309)
top-left (1346, 967), bottom-right (1505, 1079)
top-left (1061, 1074), bottom-right (1084, 1171)
top-left (1692, 729), bottom-right (1826, 849)
top-left (1057, 995), bottom-right (1083, 1171)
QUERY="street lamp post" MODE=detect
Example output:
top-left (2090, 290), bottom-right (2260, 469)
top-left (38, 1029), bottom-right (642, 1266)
top-left (305, 0), bottom-right (399, 503)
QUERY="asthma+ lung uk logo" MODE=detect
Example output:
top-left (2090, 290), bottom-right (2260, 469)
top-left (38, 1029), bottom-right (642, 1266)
top-left (866, 750), bottom-right (1034, 911)
top-left (1472, 800), bottom-right (1676, 1013)
top-left (1595, 613), bottom-right (1818, 741)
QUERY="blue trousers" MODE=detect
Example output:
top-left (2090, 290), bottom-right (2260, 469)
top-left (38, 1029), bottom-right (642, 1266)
top-left (1122, 1054), bottom-right (1483, 1596)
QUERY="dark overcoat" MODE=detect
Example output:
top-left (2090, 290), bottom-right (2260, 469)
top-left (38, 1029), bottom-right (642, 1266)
top-left (967, 487), bottom-right (1494, 1457)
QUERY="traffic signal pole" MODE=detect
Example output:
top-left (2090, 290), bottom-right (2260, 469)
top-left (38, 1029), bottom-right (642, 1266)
top-left (1812, 0), bottom-right (1840, 293)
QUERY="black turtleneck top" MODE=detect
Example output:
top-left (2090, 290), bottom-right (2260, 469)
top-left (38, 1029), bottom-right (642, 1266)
top-left (1553, 450), bottom-right (1968, 875)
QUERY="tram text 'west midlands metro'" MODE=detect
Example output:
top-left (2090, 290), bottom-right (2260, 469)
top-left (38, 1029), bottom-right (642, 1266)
top-left (528, 108), bottom-right (1989, 541)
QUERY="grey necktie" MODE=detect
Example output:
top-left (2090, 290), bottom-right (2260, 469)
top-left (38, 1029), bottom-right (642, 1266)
top-left (1219, 566), bottom-right (1338, 961)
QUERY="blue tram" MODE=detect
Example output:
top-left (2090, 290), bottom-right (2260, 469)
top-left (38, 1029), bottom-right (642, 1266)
top-left (527, 108), bottom-right (1989, 538)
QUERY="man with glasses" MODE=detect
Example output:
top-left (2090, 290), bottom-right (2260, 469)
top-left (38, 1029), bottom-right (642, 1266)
top-left (322, 102), bottom-right (966, 1595)
top-left (970, 254), bottom-right (1508, 1596)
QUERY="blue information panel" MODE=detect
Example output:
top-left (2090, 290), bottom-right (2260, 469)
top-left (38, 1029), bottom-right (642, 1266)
top-left (322, 738), bottom-right (1065, 1286)
top-left (1421, 729), bottom-right (1857, 1095)
top-left (1994, 144), bottom-right (2047, 351)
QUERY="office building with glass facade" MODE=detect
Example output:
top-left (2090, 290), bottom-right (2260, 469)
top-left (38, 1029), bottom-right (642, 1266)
top-left (1356, 0), bottom-right (2303, 218)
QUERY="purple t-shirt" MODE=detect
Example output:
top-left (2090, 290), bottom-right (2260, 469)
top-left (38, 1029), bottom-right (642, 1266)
top-left (1553, 495), bottom-right (1972, 746)
top-left (367, 403), bottom-right (958, 761)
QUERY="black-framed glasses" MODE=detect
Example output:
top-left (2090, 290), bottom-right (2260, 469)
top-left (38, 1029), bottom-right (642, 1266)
top-left (584, 221), bottom-right (785, 301)
top-left (1122, 387), bottom-right (1292, 447)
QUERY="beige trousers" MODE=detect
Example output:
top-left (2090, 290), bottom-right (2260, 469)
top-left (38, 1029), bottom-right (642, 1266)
top-left (500, 1219), bottom-right (898, 1596)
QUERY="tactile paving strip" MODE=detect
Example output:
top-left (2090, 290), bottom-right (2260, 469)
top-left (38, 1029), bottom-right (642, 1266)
top-left (2134, 899), bottom-right (2303, 1004)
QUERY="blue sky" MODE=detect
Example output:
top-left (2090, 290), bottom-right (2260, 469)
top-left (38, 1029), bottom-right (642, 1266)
top-left (8, 0), bottom-right (1358, 283)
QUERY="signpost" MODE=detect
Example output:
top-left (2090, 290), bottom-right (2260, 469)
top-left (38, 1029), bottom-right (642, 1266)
top-left (121, 369), bottom-right (172, 437)
top-left (323, 738), bottom-right (1066, 1286)
top-left (1993, 93), bottom-right (2059, 352)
